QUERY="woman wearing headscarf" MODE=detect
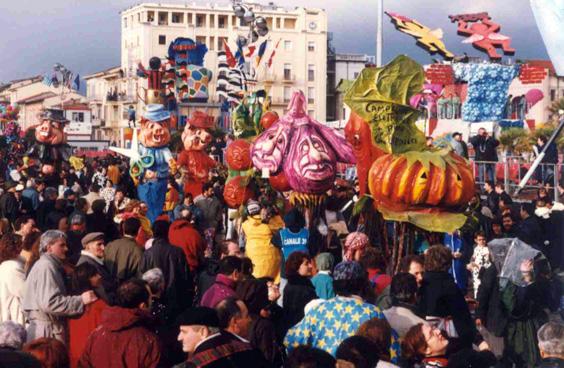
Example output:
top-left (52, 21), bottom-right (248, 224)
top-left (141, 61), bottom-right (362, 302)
top-left (343, 232), bottom-right (369, 262)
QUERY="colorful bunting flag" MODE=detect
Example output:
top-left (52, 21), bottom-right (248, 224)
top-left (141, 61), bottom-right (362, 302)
top-left (267, 39), bottom-right (281, 68)
top-left (245, 45), bottom-right (256, 58)
top-left (223, 39), bottom-right (236, 68)
top-left (255, 40), bottom-right (268, 67)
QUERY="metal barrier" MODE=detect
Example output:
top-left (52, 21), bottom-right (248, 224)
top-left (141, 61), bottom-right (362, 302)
top-left (471, 157), bottom-right (562, 202)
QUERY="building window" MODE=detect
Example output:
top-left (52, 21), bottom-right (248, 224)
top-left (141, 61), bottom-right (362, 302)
top-left (159, 35), bottom-right (166, 45)
top-left (308, 41), bottom-right (315, 52)
top-left (158, 12), bottom-right (168, 25)
top-left (284, 18), bottom-right (296, 29)
top-left (284, 87), bottom-right (291, 102)
top-left (137, 13), bottom-right (141, 22)
top-left (147, 11), bottom-right (154, 22)
top-left (308, 87), bottom-right (315, 104)
top-left (218, 37), bottom-right (228, 50)
top-left (218, 15), bottom-right (227, 28)
top-left (196, 14), bottom-right (205, 27)
top-left (551, 89), bottom-right (556, 101)
top-left (123, 17), bottom-right (128, 28)
top-left (209, 36), bottom-right (215, 51)
top-left (284, 63), bottom-right (292, 80)
top-left (72, 112), bottom-right (85, 122)
top-left (276, 18), bottom-right (281, 29)
top-left (284, 40), bottom-right (292, 51)
top-left (308, 110), bottom-right (315, 118)
top-left (172, 12), bottom-right (184, 23)
top-left (196, 36), bottom-right (206, 46)
top-left (308, 64), bottom-right (315, 82)
top-left (187, 13), bottom-right (193, 25)
top-left (209, 14), bottom-right (215, 28)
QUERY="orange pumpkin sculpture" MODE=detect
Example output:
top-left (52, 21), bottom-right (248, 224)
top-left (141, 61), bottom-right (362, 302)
top-left (368, 150), bottom-right (475, 212)
top-left (223, 176), bottom-right (253, 209)
top-left (226, 139), bottom-right (252, 171)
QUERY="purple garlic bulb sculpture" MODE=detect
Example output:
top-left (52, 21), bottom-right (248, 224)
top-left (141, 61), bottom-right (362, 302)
top-left (252, 91), bottom-right (355, 195)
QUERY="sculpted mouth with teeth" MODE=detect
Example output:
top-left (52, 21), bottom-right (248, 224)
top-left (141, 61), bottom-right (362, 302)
top-left (35, 120), bottom-right (65, 145)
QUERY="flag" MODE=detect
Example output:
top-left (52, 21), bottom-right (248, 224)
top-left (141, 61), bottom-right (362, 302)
top-left (42, 74), bottom-right (52, 86)
top-left (72, 74), bottom-right (80, 90)
top-left (245, 45), bottom-right (256, 58)
top-left (234, 38), bottom-right (245, 67)
top-left (255, 40), bottom-right (268, 67)
top-left (223, 40), bottom-right (236, 68)
top-left (65, 72), bottom-right (74, 89)
top-left (267, 39), bottom-right (281, 68)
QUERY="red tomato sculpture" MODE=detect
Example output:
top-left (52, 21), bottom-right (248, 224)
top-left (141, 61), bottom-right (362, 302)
top-left (226, 139), bottom-right (252, 171)
top-left (223, 176), bottom-right (253, 209)
top-left (260, 111), bottom-right (279, 130)
top-left (269, 172), bottom-right (291, 192)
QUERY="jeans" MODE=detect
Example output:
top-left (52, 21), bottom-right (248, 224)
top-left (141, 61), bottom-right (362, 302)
top-left (478, 163), bottom-right (495, 183)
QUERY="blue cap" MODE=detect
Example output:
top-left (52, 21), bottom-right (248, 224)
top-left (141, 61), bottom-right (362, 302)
top-left (143, 104), bottom-right (170, 122)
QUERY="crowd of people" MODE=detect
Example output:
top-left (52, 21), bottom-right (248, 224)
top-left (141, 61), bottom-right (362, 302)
top-left (0, 132), bottom-right (561, 368)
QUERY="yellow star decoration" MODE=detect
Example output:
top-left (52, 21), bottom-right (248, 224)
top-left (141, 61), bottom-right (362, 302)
top-left (325, 329), bottom-right (336, 339)
top-left (317, 304), bottom-right (326, 313)
top-left (325, 311), bottom-right (335, 320)
top-left (318, 320), bottom-right (325, 330)
top-left (345, 305), bottom-right (353, 314)
top-left (334, 320), bottom-right (342, 329)
top-left (318, 339), bottom-right (327, 349)
top-left (310, 316), bottom-right (318, 325)
top-left (363, 307), bottom-right (373, 315)
top-left (351, 313), bottom-right (361, 322)
top-left (335, 304), bottom-right (344, 312)
top-left (292, 342), bottom-right (300, 348)
top-left (390, 350), bottom-right (397, 359)
top-left (287, 329), bottom-right (295, 337)
top-left (342, 322), bottom-right (351, 332)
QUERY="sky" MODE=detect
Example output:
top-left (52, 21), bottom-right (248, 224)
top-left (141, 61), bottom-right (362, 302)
top-left (0, 0), bottom-right (550, 87)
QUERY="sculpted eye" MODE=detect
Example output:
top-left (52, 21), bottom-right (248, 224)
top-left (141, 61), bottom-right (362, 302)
top-left (421, 172), bottom-right (427, 179)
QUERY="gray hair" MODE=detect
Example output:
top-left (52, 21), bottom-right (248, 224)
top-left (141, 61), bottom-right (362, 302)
top-left (0, 321), bottom-right (26, 349)
top-left (538, 321), bottom-right (564, 356)
top-left (39, 230), bottom-right (67, 254)
top-left (142, 268), bottom-right (165, 294)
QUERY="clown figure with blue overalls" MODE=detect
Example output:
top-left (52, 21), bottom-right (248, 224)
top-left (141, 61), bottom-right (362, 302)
top-left (136, 104), bottom-right (176, 223)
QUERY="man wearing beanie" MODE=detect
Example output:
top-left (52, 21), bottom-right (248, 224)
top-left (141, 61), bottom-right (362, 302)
top-left (285, 261), bottom-right (400, 362)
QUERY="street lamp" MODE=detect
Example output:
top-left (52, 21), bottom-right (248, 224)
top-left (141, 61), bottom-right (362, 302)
top-left (50, 62), bottom-right (75, 109)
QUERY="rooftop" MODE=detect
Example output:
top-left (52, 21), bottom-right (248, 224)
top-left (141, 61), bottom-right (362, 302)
top-left (16, 91), bottom-right (57, 104)
top-left (121, 1), bottom-right (324, 15)
top-left (83, 66), bottom-right (123, 80)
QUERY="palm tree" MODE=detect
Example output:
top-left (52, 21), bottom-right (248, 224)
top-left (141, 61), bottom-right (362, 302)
top-left (548, 97), bottom-right (564, 120)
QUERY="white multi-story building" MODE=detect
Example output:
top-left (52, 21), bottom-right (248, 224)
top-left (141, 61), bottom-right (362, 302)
top-left (0, 76), bottom-right (85, 130)
top-left (86, 1), bottom-right (327, 145)
top-left (327, 52), bottom-right (374, 123)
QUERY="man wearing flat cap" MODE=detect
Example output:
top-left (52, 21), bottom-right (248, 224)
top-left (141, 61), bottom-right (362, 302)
top-left (77, 232), bottom-right (116, 304)
top-left (174, 301), bottom-right (268, 368)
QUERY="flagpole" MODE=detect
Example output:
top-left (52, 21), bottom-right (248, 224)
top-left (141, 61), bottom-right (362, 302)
top-left (376, 0), bottom-right (383, 66)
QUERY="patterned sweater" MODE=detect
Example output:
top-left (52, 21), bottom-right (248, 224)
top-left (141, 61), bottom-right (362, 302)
top-left (284, 296), bottom-right (401, 362)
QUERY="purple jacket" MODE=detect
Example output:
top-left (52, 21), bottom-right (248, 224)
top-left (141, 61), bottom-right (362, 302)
top-left (200, 274), bottom-right (236, 308)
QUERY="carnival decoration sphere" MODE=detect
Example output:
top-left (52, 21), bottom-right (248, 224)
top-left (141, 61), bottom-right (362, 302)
top-left (226, 139), bottom-right (252, 171)
top-left (224, 176), bottom-right (253, 209)
top-left (260, 111), bottom-right (279, 130)
top-left (269, 172), bottom-right (292, 192)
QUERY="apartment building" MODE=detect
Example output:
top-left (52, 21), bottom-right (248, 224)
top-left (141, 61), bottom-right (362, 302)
top-left (86, 1), bottom-right (327, 145)
top-left (0, 76), bottom-right (85, 130)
